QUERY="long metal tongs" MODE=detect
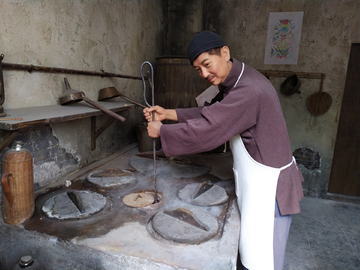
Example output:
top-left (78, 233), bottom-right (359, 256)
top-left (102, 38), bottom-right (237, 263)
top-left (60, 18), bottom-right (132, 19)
top-left (140, 61), bottom-right (157, 201)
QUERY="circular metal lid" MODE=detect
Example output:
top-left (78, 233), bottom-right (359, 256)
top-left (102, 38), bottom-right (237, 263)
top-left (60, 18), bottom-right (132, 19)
top-left (129, 153), bottom-right (210, 179)
top-left (150, 207), bottom-right (219, 244)
top-left (178, 182), bottom-right (229, 206)
top-left (87, 167), bottom-right (136, 188)
top-left (42, 190), bottom-right (107, 220)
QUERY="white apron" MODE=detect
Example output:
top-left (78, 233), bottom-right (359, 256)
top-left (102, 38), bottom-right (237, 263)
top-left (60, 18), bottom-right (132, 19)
top-left (230, 134), bottom-right (294, 270)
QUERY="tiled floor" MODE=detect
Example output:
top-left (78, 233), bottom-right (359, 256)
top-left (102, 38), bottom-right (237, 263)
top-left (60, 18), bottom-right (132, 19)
top-left (284, 197), bottom-right (360, 270)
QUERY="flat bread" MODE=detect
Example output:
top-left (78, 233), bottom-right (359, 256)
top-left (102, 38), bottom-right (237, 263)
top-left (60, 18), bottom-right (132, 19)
top-left (122, 192), bottom-right (155, 207)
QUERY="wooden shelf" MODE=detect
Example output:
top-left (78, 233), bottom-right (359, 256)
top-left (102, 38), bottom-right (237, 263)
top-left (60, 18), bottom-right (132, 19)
top-left (0, 101), bottom-right (135, 152)
top-left (0, 101), bottom-right (134, 131)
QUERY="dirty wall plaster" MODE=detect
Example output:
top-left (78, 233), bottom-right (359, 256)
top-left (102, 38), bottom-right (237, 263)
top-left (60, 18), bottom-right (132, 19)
top-left (203, 0), bottom-right (360, 198)
top-left (0, 0), bottom-right (359, 199)
top-left (0, 0), bottom-right (164, 189)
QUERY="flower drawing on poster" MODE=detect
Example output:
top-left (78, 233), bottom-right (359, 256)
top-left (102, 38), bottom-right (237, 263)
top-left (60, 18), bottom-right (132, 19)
top-left (271, 19), bottom-right (295, 58)
top-left (264, 12), bottom-right (303, 65)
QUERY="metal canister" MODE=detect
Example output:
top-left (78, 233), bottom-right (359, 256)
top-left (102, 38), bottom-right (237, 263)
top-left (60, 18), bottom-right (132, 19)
top-left (2, 141), bottom-right (34, 224)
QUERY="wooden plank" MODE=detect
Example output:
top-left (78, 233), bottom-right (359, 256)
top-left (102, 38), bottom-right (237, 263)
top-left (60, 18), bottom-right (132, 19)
top-left (155, 57), bottom-right (210, 110)
top-left (0, 130), bottom-right (18, 153)
top-left (258, 70), bottom-right (325, 79)
top-left (328, 44), bottom-right (360, 197)
top-left (91, 116), bottom-right (115, 151)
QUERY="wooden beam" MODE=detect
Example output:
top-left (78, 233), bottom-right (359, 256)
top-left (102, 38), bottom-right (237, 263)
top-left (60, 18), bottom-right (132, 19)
top-left (0, 130), bottom-right (19, 153)
top-left (258, 70), bottom-right (325, 79)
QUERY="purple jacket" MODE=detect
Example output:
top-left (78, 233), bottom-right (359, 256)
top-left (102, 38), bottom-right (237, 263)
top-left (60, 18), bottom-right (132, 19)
top-left (160, 58), bottom-right (304, 215)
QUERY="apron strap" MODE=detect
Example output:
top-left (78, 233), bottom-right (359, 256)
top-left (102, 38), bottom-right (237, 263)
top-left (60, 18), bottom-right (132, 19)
top-left (279, 156), bottom-right (295, 171)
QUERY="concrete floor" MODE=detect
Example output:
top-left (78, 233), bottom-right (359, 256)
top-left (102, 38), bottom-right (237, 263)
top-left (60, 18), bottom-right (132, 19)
top-left (284, 197), bottom-right (360, 270)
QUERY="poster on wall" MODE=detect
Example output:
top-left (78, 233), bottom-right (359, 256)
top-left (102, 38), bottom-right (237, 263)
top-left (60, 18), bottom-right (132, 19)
top-left (264, 12), bottom-right (304, 65)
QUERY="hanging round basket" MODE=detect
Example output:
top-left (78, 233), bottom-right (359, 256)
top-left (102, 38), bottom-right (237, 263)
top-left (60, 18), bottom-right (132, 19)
top-left (307, 75), bottom-right (332, 116)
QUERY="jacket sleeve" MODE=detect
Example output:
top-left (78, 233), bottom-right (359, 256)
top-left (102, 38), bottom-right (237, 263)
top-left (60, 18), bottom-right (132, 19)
top-left (176, 107), bottom-right (203, 122)
top-left (160, 87), bottom-right (259, 157)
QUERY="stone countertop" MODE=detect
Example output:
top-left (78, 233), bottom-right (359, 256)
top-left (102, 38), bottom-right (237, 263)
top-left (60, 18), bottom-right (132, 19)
top-left (1, 145), bottom-right (240, 270)
top-left (70, 148), bottom-right (240, 270)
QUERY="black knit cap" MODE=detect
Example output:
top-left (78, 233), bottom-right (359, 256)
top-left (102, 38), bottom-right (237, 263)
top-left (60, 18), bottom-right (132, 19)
top-left (187, 31), bottom-right (226, 64)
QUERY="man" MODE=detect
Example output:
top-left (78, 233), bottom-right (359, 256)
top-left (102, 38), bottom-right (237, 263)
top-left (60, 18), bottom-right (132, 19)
top-left (143, 31), bottom-right (304, 270)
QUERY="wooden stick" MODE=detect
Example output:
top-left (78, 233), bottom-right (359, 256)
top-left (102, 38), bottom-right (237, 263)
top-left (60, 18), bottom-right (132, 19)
top-left (0, 118), bottom-right (23, 121)
top-left (258, 70), bottom-right (325, 79)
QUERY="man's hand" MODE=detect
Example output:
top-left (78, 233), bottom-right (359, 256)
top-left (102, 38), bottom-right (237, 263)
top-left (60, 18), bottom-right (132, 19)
top-left (147, 121), bottom-right (163, 138)
top-left (143, 106), bottom-right (167, 122)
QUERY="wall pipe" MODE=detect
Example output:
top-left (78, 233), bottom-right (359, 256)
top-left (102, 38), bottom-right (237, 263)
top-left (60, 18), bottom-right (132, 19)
top-left (0, 55), bottom-right (148, 116)
top-left (1, 61), bottom-right (144, 80)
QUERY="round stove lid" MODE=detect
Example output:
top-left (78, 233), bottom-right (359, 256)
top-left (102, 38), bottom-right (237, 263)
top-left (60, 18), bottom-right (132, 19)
top-left (42, 190), bottom-right (107, 220)
top-left (129, 152), bottom-right (210, 179)
top-left (150, 207), bottom-right (219, 244)
top-left (178, 182), bottom-right (229, 206)
top-left (122, 192), bottom-right (155, 208)
top-left (87, 167), bottom-right (136, 188)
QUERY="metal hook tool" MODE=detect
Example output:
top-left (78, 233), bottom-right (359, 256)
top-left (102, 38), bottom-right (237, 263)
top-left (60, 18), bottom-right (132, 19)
top-left (140, 61), bottom-right (157, 201)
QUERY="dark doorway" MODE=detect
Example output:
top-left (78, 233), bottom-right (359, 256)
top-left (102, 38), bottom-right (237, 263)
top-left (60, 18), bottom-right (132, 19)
top-left (328, 43), bottom-right (360, 197)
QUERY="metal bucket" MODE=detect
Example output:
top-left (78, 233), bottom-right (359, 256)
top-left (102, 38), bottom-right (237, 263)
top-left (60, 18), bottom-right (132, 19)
top-left (136, 122), bottom-right (161, 153)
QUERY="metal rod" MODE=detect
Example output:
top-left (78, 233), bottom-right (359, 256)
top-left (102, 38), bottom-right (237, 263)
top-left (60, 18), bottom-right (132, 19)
top-left (141, 61), bottom-right (157, 202)
top-left (2, 62), bottom-right (144, 80)
top-left (118, 93), bottom-right (147, 108)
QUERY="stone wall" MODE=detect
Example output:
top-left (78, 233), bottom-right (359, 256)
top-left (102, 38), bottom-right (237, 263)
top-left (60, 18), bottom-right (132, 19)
top-left (0, 0), bottom-right (164, 190)
top-left (163, 0), bottom-right (360, 198)
top-left (1, 0), bottom-right (359, 199)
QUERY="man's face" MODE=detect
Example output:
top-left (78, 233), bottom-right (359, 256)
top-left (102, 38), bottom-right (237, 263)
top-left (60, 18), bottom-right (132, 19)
top-left (192, 46), bottom-right (231, 86)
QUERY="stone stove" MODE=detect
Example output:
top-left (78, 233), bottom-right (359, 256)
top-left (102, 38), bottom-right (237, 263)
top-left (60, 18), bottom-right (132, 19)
top-left (23, 144), bottom-right (240, 270)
